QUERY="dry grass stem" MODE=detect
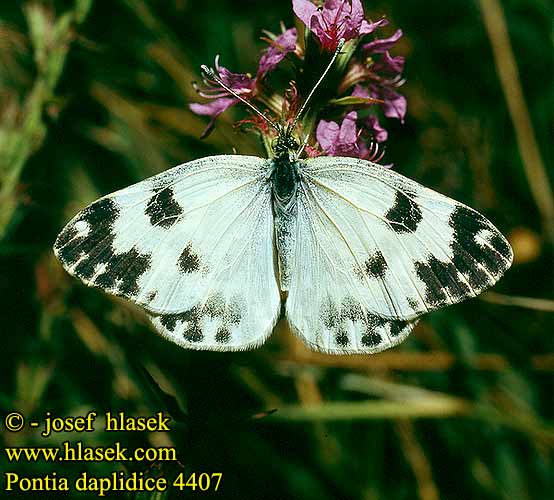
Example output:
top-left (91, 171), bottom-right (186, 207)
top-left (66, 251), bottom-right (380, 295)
top-left (478, 0), bottom-right (554, 243)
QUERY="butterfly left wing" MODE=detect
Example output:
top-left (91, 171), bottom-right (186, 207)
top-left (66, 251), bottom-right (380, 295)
top-left (54, 155), bottom-right (281, 351)
top-left (283, 156), bottom-right (512, 354)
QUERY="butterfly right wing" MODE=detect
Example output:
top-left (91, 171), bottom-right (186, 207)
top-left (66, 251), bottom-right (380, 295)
top-left (282, 156), bottom-right (511, 354)
top-left (54, 155), bottom-right (281, 350)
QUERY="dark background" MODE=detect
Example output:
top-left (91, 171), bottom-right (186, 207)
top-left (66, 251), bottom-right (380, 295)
top-left (0, 0), bottom-right (552, 499)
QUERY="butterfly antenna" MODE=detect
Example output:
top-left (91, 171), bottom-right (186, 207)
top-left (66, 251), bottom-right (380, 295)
top-left (200, 65), bottom-right (281, 134)
top-left (290, 38), bottom-right (345, 134)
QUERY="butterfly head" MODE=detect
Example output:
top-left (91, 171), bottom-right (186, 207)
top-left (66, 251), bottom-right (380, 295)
top-left (273, 125), bottom-right (299, 160)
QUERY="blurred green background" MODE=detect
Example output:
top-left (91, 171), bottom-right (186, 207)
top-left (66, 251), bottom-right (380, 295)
top-left (0, 0), bottom-right (552, 498)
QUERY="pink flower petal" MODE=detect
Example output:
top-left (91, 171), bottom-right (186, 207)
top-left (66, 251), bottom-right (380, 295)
top-left (339, 111), bottom-right (359, 145)
top-left (190, 56), bottom-right (256, 122)
top-left (381, 88), bottom-right (407, 121)
top-left (379, 51), bottom-right (405, 74)
top-left (292, 0), bottom-right (318, 28)
top-left (316, 112), bottom-right (361, 157)
top-left (341, 0), bottom-right (365, 39)
top-left (258, 28), bottom-right (297, 77)
top-left (365, 115), bottom-right (388, 142)
top-left (189, 97), bottom-right (236, 118)
top-left (359, 17), bottom-right (388, 35)
top-left (350, 0), bottom-right (365, 21)
top-left (316, 119), bottom-right (340, 152)
top-left (352, 84), bottom-right (370, 99)
top-left (363, 29), bottom-right (403, 53)
top-left (294, 0), bottom-right (386, 52)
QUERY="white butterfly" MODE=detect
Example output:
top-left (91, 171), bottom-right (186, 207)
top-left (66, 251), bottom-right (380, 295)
top-left (53, 41), bottom-right (513, 354)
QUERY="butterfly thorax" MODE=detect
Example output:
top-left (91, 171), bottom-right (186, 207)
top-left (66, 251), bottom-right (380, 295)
top-left (271, 128), bottom-right (300, 211)
top-left (271, 156), bottom-right (299, 210)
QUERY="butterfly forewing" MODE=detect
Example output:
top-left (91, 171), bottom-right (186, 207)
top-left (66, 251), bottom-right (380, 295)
top-left (283, 156), bottom-right (512, 353)
top-left (54, 155), bottom-right (281, 350)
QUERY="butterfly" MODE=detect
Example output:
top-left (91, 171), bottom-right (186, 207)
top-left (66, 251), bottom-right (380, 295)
top-left (53, 40), bottom-right (513, 354)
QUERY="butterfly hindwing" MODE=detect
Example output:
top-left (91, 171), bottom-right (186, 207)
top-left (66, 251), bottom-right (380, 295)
top-left (54, 155), bottom-right (281, 350)
top-left (283, 156), bottom-right (512, 353)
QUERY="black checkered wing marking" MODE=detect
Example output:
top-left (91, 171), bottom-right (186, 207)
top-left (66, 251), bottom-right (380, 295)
top-left (283, 156), bottom-right (512, 354)
top-left (54, 155), bottom-right (281, 350)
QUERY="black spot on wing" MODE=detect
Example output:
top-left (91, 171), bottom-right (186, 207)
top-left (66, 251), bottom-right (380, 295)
top-left (204, 293), bottom-right (225, 318)
top-left (489, 233), bottom-right (512, 258)
top-left (205, 293), bottom-right (242, 327)
top-left (365, 312), bottom-right (388, 330)
top-left (361, 314), bottom-right (413, 345)
top-left (361, 331), bottom-right (381, 347)
top-left (56, 198), bottom-right (120, 269)
top-left (385, 191), bottom-right (423, 233)
top-left (157, 294), bottom-right (243, 344)
top-left (178, 243), bottom-right (201, 274)
top-left (321, 298), bottom-right (340, 330)
top-left (360, 313), bottom-right (390, 347)
top-left (362, 251), bottom-right (388, 279)
top-left (55, 198), bottom-right (153, 298)
top-left (163, 307), bottom-right (204, 343)
top-left (224, 299), bottom-right (243, 325)
top-left (335, 329), bottom-right (350, 347)
top-left (449, 241), bottom-right (491, 290)
top-left (95, 247), bottom-right (152, 296)
top-left (450, 204), bottom-right (488, 234)
top-left (415, 255), bottom-right (470, 307)
top-left (448, 205), bottom-right (511, 287)
top-left (215, 327), bottom-right (231, 344)
top-left (183, 323), bottom-right (203, 343)
top-left (73, 255), bottom-right (99, 281)
top-left (55, 225), bottom-right (79, 250)
top-left (158, 306), bottom-right (204, 342)
top-left (413, 206), bottom-right (512, 309)
top-left (341, 297), bottom-right (365, 322)
top-left (158, 312), bottom-right (180, 331)
top-left (320, 296), bottom-right (410, 350)
top-left (144, 187), bottom-right (183, 229)
top-left (389, 319), bottom-right (409, 338)
top-left (407, 297), bottom-right (419, 310)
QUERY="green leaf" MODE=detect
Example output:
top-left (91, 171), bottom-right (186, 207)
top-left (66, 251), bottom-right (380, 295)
top-left (328, 96), bottom-right (381, 106)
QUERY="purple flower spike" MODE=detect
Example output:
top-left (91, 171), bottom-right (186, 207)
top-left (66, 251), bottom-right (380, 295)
top-left (189, 2), bottom-right (408, 154)
top-left (258, 28), bottom-right (297, 78)
top-left (293, 0), bottom-right (386, 52)
top-left (363, 28), bottom-right (403, 54)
